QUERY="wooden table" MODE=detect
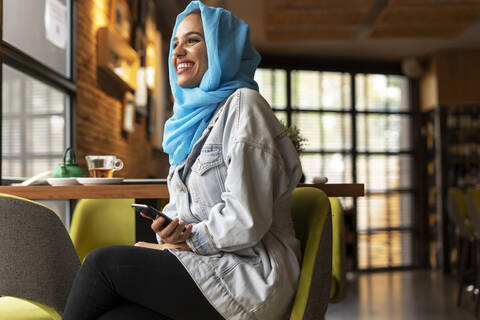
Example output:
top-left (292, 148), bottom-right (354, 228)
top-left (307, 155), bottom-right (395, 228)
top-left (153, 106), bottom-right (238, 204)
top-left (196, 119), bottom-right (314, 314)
top-left (0, 183), bottom-right (364, 242)
top-left (0, 183), bottom-right (364, 199)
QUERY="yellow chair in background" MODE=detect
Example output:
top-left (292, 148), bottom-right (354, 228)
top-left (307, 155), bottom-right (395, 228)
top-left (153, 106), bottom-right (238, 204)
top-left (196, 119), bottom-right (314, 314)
top-left (466, 189), bottom-right (480, 236)
top-left (289, 187), bottom-right (332, 320)
top-left (0, 193), bottom-right (80, 320)
top-left (329, 197), bottom-right (346, 303)
top-left (448, 187), bottom-right (476, 308)
top-left (448, 187), bottom-right (475, 238)
top-left (69, 198), bottom-right (136, 262)
top-left (466, 188), bottom-right (480, 316)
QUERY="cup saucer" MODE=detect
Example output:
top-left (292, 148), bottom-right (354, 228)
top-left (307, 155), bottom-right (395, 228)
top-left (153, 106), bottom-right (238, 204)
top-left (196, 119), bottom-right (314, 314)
top-left (76, 177), bottom-right (124, 186)
top-left (47, 178), bottom-right (81, 186)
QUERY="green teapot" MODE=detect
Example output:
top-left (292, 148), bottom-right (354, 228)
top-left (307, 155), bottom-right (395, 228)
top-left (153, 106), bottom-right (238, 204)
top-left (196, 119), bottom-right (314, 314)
top-left (52, 147), bottom-right (86, 178)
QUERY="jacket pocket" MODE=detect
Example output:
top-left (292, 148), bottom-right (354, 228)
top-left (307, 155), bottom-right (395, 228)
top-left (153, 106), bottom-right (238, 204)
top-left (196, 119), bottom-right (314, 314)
top-left (191, 147), bottom-right (224, 175)
top-left (188, 145), bottom-right (226, 207)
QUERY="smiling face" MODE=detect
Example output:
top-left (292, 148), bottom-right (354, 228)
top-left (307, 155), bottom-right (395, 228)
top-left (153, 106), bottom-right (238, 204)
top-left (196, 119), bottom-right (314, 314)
top-left (172, 13), bottom-right (208, 88)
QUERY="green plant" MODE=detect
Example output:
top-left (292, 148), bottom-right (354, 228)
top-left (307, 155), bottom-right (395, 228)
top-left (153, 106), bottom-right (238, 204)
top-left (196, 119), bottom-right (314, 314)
top-left (279, 120), bottom-right (307, 154)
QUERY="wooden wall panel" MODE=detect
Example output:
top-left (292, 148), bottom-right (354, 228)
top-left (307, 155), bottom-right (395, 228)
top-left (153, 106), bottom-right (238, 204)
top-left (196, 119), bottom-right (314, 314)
top-left (435, 49), bottom-right (480, 106)
top-left (420, 49), bottom-right (480, 110)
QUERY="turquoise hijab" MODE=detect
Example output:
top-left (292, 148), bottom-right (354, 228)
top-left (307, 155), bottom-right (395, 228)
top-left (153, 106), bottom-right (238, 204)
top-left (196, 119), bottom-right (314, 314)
top-left (162, 1), bottom-right (261, 165)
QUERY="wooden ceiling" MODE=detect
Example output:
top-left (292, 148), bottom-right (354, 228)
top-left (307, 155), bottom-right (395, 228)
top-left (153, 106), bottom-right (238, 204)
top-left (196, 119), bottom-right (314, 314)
top-left (155, 0), bottom-right (480, 60)
top-left (264, 0), bottom-right (377, 40)
top-left (263, 0), bottom-right (480, 41)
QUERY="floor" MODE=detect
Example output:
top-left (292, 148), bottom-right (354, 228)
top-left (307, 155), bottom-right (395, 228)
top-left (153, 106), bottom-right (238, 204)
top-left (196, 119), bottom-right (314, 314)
top-left (326, 270), bottom-right (479, 320)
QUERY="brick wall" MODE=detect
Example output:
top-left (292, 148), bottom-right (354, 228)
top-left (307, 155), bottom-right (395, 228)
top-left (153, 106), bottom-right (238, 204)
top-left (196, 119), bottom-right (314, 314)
top-left (76, 0), bottom-right (170, 178)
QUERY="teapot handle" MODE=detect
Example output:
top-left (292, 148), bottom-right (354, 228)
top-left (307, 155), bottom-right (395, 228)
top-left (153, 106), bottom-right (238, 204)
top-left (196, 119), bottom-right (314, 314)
top-left (63, 147), bottom-right (77, 164)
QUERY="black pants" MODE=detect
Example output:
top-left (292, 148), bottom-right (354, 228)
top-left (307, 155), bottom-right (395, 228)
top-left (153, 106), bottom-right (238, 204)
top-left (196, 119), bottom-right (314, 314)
top-left (63, 245), bottom-right (224, 320)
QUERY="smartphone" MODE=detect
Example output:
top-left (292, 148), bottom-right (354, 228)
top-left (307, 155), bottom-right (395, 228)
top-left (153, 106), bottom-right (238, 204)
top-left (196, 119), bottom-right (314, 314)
top-left (131, 203), bottom-right (173, 225)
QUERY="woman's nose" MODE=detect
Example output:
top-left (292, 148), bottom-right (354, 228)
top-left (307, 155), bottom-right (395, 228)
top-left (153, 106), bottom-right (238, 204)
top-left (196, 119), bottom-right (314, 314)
top-left (173, 44), bottom-right (186, 57)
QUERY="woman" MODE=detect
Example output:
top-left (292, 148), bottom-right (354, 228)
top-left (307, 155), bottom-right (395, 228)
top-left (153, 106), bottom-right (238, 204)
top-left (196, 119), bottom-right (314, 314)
top-left (64, 2), bottom-right (302, 319)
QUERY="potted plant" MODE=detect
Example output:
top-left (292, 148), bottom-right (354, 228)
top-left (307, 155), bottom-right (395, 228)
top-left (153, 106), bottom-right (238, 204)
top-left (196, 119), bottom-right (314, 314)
top-left (279, 120), bottom-right (307, 182)
top-left (279, 120), bottom-right (307, 155)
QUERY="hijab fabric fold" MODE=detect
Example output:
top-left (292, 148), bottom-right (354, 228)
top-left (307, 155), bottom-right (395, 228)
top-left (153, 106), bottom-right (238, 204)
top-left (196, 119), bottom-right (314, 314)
top-left (162, 1), bottom-right (261, 165)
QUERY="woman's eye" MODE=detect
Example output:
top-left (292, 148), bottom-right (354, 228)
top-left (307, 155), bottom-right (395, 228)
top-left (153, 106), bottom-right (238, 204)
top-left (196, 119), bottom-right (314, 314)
top-left (187, 38), bottom-right (200, 45)
top-left (173, 38), bottom-right (200, 49)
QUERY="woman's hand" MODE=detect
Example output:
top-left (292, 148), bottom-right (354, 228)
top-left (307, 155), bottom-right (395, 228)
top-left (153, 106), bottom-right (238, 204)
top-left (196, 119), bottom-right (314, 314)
top-left (147, 214), bottom-right (193, 244)
top-left (134, 241), bottom-right (192, 251)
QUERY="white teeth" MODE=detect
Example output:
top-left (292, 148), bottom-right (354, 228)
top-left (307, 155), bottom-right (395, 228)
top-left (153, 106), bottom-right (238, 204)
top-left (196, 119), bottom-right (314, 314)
top-left (177, 63), bottom-right (193, 71)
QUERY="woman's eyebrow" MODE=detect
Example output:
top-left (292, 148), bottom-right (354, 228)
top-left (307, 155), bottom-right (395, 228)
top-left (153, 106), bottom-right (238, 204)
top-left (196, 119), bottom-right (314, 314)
top-left (174, 31), bottom-right (204, 41)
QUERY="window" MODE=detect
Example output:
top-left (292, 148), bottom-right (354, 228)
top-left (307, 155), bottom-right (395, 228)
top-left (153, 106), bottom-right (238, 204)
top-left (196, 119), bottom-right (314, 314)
top-left (355, 74), bottom-right (412, 269)
top-left (1, 0), bottom-right (75, 224)
top-left (3, 0), bottom-right (71, 77)
top-left (255, 67), bottom-right (414, 270)
top-left (2, 65), bottom-right (69, 178)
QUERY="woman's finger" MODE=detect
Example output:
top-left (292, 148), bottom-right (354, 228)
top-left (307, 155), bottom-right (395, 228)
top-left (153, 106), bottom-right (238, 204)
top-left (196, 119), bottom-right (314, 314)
top-left (168, 220), bottom-right (186, 243)
top-left (134, 242), bottom-right (165, 250)
top-left (158, 218), bottom-right (179, 239)
top-left (179, 224), bottom-right (193, 241)
top-left (150, 216), bottom-right (166, 233)
top-left (140, 212), bottom-right (153, 220)
top-left (135, 241), bottom-right (191, 251)
top-left (167, 223), bottom-right (193, 244)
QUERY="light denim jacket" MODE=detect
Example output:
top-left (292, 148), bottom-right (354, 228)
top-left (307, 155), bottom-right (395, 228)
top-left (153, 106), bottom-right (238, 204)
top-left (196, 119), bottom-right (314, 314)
top-left (161, 88), bottom-right (303, 320)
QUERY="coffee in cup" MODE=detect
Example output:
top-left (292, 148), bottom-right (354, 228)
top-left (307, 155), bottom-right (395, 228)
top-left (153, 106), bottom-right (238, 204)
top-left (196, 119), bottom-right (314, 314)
top-left (85, 155), bottom-right (124, 178)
